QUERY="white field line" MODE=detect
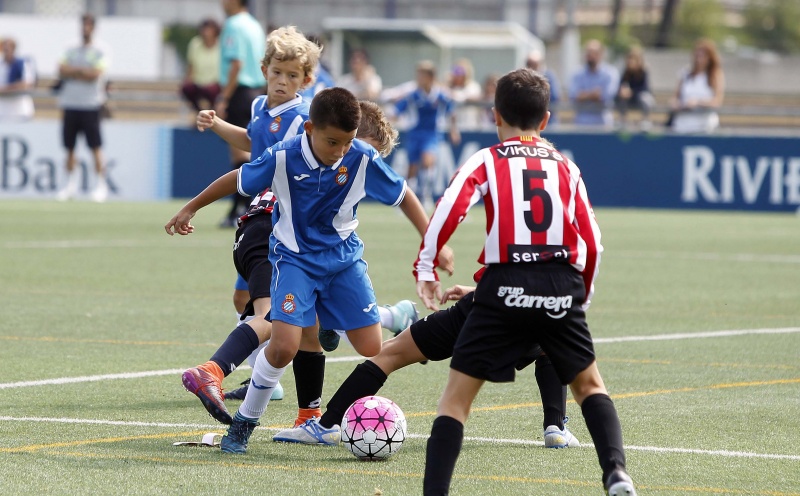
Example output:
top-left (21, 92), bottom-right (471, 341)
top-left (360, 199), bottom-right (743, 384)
top-left (1, 327), bottom-right (798, 390)
top-left (1, 415), bottom-right (798, 462)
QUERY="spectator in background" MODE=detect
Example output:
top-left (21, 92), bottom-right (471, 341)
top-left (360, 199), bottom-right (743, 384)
top-left (55, 14), bottom-right (110, 203)
top-left (615, 45), bottom-right (655, 130)
top-left (216, 0), bottom-right (266, 227)
top-left (447, 58), bottom-right (482, 129)
top-left (0, 38), bottom-right (35, 121)
top-left (670, 38), bottom-right (725, 134)
top-left (526, 49), bottom-right (561, 125)
top-left (180, 19), bottom-right (221, 112)
top-left (569, 39), bottom-right (619, 127)
top-left (337, 48), bottom-right (382, 101)
top-left (478, 73), bottom-right (499, 130)
top-left (391, 60), bottom-right (460, 210)
top-left (299, 34), bottom-right (335, 101)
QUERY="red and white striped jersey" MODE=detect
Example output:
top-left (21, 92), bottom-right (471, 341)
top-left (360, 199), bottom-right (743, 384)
top-left (414, 135), bottom-right (603, 306)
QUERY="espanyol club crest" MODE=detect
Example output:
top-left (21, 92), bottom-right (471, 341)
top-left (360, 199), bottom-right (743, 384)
top-left (335, 166), bottom-right (349, 186)
top-left (270, 116), bottom-right (281, 133)
top-left (282, 293), bottom-right (296, 313)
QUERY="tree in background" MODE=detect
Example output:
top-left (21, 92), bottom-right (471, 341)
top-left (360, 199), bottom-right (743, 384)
top-left (743, 0), bottom-right (800, 53)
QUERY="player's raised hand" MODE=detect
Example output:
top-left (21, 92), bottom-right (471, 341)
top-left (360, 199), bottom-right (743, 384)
top-left (417, 280), bottom-right (442, 311)
top-left (164, 208), bottom-right (196, 236)
top-left (437, 244), bottom-right (455, 276)
top-left (440, 284), bottom-right (476, 305)
top-left (196, 110), bottom-right (216, 132)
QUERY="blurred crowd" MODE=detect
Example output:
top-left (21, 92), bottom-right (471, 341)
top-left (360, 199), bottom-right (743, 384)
top-left (176, 18), bottom-right (726, 136)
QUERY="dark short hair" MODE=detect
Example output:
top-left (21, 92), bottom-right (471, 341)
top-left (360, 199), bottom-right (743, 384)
top-left (82, 13), bottom-right (95, 25)
top-left (495, 68), bottom-right (549, 130)
top-left (199, 18), bottom-right (221, 36)
top-left (309, 88), bottom-right (362, 132)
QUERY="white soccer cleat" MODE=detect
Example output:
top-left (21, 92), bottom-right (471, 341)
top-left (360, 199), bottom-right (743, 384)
top-left (544, 418), bottom-right (580, 448)
top-left (605, 468), bottom-right (637, 496)
top-left (272, 417), bottom-right (340, 446)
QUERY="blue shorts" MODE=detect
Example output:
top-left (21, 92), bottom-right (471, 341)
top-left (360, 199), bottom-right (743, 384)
top-left (234, 274), bottom-right (249, 291)
top-left (269, 235), bottom-right (380, 330)
top-left (405, 132), bottom-right (441, 164)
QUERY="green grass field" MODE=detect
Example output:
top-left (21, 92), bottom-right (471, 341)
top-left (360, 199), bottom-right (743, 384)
top-left (1, 200), bottom-right (799, 495)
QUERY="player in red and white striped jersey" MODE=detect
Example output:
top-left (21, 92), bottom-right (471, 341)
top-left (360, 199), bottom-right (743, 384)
top-left (416, 68), bottom-right (636, 496)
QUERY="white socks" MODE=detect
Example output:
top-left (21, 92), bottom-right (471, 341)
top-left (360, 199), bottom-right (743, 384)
top-left (378, 305), bottom-right (393, 329)
top-left (246, 340), bottom-right (269, 368)
top-left (239, 350), bottom-right (286, 419)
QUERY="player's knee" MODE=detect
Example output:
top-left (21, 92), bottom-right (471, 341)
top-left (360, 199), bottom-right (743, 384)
top-left (266, 342), bottom-right (296, 368)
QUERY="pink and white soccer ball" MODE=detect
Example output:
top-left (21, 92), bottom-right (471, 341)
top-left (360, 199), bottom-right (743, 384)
top-left (341, 395), bottom-right (407, 460)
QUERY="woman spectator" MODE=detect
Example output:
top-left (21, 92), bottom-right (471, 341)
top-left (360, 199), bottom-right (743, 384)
top-left (670, 38), bottom-right (725, 134)
top-left (337, 48), bottom-right (382, 101)
top-left (180, 19), bottom-right (221, 112)
top-left (615, 45), bottom-right (655, 130)
top-left (447, 58), bottom-right (482, 129)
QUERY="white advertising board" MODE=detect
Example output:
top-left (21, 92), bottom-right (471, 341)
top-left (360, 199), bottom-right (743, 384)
top-left (0, 120), bottom-right (171, 201)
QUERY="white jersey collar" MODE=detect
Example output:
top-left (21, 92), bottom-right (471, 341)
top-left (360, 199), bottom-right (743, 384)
top-left (267, 94), bottom-right (303, 117)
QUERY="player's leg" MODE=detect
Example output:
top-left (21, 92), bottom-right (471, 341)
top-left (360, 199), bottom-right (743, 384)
top-left (278, 291), bottom-right (473, 445)
top-left (221, 319), bottom-right (303, 454)
top-left (534, 352), bottom-right (579, 448)
top-left (181, 294), bottom-right (270, 425)
top-left (568, 361), bottom-right (635, 494)
top-left (291, 322), bottom-right (326, 425)
top-left (534, 268), bottom-right (635, 494)
top-left (57, 110), bottom-right (80, 200)
top-left (82, 110), bottom-right (106, 202)
top-left (424, 368), bottom-right (484, 495)
top-left (221, 259), bottom-right (317, 453)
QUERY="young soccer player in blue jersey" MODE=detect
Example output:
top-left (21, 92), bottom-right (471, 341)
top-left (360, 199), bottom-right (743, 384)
top-left (392, 60), bottom-right (461, 208)
top-left (166, 88), bottom-right (452, 453)
top-left (176, 25), bottom-right (320, 424)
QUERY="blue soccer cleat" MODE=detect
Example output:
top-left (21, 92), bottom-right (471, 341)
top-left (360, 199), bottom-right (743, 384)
top-left (224, 379), bottom-right (283, 401)
top-left (220, 412), bottom-right (259, 454)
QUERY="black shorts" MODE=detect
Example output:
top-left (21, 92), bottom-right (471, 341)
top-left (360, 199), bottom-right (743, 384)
top-left (226, 85), bottom-right (263, 127)
top-left (233, 215), bottom-right (273, 313)
top-left (410, 291), bottom-right (543, 368)
top-left (62, 109), bottom-right (102, 149)
top-left (450, 263), bottom-right (595, 384)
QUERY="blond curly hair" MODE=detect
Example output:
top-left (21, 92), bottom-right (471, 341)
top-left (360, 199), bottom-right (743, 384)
top-left (262, 26), bottom-right (322, 89)
top-left (357, 101), bottom-right (399, 157)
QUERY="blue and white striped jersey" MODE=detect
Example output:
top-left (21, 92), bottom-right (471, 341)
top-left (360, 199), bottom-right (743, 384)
top-left (394, 86), bottom-right (455, 134)
top-left (238, 133), bottom-right (406, 254)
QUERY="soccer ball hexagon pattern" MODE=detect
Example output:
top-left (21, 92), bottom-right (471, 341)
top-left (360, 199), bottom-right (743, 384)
top-left (341, 395), bottom-right (407, 460)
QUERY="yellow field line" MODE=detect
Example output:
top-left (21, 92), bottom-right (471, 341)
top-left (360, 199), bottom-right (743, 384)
top-left (405, 377), bottom-right (800, 418)
top-left (22, 450), bottom-right (800, 496)
top-left (0, 431), bottom-right (210, 453)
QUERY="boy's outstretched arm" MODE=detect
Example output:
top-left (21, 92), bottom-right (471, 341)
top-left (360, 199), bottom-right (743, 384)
top-left (399, 187), bottom-right (455, 275)
top-left (196, 110), bottom-right (252, 153)
top-left (164, 170), bottom-right (239, 236)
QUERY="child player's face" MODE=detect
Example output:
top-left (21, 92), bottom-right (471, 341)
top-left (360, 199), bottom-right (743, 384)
top-left (263, 58), bottom-right (309, 107)
top-left (304, 122), bottom-right (357, 167)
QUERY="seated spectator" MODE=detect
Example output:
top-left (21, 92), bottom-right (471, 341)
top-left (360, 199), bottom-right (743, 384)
top-left (337, 48), bottom-right (382, 101)
top-left (526, 50), bottom-right (561, 125)
top-left (569, 39), bottom-right (619, 127)
top-left (670, 38), bottom-right (725, 134)
top-left (180, 19), bottom-right (221, 112)
top-left (615, 45), bottom-right (655, 130)
top-left (0, 38), bottom-right (35, 120)
top-left (447, 58), bottom-right (482, 129)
